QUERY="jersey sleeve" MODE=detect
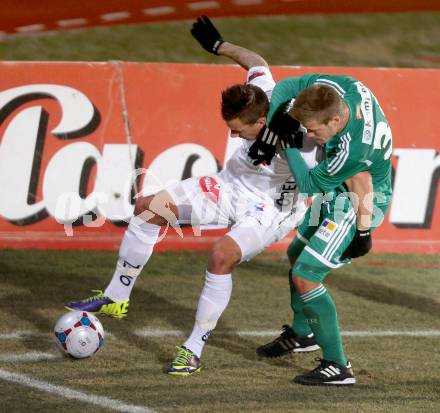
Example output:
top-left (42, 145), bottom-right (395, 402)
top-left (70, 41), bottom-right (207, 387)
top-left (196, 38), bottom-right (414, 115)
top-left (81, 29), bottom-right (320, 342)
top-left (266, 77), bottom-right (301, 122)
top-left (285, 148), bottom-right (322, 194)
top-left (246, 66), bottom-right (275, 98)
top-left (312, 121), bottom-right (371, 192)
top-left (285, 141), bottom-right (369, 195)
top-left (266, 74), bottom-right (319, 122)
top-left (310, 158), bottom-right (368, 192)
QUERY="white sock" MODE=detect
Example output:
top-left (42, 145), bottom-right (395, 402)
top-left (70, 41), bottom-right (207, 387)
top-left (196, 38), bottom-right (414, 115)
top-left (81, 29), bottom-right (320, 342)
top-left (104, 217), bottom-right (160, 302)
top-left (183, 271), bottom-right (233, 358)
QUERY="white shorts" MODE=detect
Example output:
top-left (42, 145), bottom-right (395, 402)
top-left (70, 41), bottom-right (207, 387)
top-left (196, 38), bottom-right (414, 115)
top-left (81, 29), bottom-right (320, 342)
top-left (166, 175), bottom-right (305, 262)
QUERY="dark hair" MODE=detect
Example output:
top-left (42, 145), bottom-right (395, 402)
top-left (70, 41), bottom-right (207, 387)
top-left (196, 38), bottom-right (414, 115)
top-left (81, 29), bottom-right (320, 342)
top-left (221, 84), bottom-right (269, 124)
top-left (291, 84), bottom-right (344, 125)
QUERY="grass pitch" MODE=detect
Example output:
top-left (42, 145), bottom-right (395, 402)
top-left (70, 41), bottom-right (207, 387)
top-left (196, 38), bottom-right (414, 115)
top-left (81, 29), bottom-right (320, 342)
top-left (1, 12), bottom-right (439, 68)
top-left (1, 250), bottom-right (439, 412)
top-left (1, 10), bottom-right (440, 413)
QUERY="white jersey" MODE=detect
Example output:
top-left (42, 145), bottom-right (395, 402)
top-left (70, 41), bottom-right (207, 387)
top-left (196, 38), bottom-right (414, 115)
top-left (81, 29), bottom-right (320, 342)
top-left (218, 66), bottom-right (322, 213)
top-left (167, 66), bottom-right (324, 262)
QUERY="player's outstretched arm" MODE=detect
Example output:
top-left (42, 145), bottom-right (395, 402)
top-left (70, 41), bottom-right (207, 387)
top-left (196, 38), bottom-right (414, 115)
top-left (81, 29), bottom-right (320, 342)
top-left (217, 42), bottom-right (268, 70)
top-left (191, 15), bottom-right (268, 70)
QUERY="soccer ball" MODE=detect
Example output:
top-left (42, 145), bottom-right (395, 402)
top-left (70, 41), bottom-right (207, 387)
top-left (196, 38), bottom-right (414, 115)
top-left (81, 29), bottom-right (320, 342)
top-left (54, 311), bottom-right (104, 359)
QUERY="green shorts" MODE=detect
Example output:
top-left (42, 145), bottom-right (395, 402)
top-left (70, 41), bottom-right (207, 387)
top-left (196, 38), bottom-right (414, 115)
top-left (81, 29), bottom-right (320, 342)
top-left (288, 194), bottom-right (389, 283)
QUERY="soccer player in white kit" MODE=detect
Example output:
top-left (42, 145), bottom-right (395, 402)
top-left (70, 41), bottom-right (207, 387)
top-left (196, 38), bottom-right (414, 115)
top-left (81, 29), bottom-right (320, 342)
top-left (66, 17), bottom-right (322, 374)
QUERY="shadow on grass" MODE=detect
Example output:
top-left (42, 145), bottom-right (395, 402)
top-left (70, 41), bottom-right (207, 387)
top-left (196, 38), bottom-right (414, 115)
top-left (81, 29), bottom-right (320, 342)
top-left (0, 257), bottom-right (112, 353)
top-left (111, 285), bottom-right (299, 371)
top-left (1, 253), bottom-right (296, 371)
top-left (328, 274), bottom-right (440, 318)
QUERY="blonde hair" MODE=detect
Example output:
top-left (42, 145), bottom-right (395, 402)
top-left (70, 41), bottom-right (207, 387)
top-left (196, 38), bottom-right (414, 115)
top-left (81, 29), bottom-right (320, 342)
top-left (290, 84), bottom-right (344, 124)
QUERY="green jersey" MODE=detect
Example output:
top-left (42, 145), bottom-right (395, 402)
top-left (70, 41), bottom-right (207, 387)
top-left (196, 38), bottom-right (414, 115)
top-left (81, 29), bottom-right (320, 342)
top-left (268, 74), bottom-right (393, 207)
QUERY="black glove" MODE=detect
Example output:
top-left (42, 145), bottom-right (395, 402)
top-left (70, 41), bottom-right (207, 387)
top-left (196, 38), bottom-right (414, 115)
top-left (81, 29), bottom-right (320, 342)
top-left (248, 102), bottom-right (304, 165)
top-left (279, 129), bottom-right (304, 150)
top-left (341, 229), bottom-right (372, 259)
top-left (248, 125), bottom-right (279, 166)
top-left (191, 15), bottom-right (224, 55)
top-left (269, 102), bottom-right (304, 150)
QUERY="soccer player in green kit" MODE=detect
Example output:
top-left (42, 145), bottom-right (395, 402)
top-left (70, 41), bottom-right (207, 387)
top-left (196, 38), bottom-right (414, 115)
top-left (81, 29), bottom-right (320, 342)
top-left (253, 75), bottom-right (393, 385)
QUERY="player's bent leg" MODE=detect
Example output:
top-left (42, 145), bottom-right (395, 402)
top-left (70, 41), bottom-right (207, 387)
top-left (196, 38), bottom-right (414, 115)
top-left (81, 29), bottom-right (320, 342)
top-left (289, 272), bottom-right (314, 337)
top-left (256, 271), bottom-right (319, 358)
top-left (258, 204), bottom-right (322, 357)
top-left (207, 235), bottom-right (242, 274)
top-left (167, 271), bottom-right (233, 375)
top-left (227, 216), bottom-right (316, 358)
top-left (290, 271), bottom-right (354, 385)
top-left (134, 190), bottom-right (179, 226)
top-left (66, 191), bottom-right (177, 318)
top-left (256, 232), bottom-right (319, 358)
top-left (167, 234), bottom-right (241, 374)
top-left (168, 236), bottom-right (238, 374)
top-left (289, 202), bottom-right (357, 385)
top-left (287, 235), bottom-right (315, 338)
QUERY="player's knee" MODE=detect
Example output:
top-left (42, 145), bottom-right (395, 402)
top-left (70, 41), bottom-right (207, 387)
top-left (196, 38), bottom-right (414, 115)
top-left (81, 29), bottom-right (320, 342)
top-left (133, 193), bottom-right (175, 226)
top-left (134, 195), bottom-right (153, 216)
top-left (291, 274), bottom-right (319, 295)
top-left (134, 195), bottom-right (162, 225)
top-left (208, 238), bottom-right (241, 274)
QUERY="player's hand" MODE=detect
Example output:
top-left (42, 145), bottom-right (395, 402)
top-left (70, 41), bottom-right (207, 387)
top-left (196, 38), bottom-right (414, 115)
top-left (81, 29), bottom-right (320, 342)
top-left (248, 125), bottom-right (278, 165)
top-left (191, 15), bottom-right (224, 55)
top-left (341, 229), bottom-right (372, 259)
top-left (270, 102), bottom-right (304, 150)
top-left (279, 130), bottom-right (304, 150)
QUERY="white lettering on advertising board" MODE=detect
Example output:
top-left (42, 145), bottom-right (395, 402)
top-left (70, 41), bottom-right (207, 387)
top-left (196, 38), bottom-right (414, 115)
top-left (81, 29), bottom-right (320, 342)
top-left (0, 84), bottom-right (439, 231)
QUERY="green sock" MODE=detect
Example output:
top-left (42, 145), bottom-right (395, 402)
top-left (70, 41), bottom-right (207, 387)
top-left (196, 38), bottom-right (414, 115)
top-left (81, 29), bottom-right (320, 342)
top-left (301, 285), bottom-right (347, 366)
top-left (287, 270), bottom-right (313, 336)
top-left (290, 282), bottom-right (313, 336)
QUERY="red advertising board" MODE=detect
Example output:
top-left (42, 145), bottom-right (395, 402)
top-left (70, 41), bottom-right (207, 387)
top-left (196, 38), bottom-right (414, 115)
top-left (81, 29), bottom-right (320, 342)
top-left (0, 62), bottom-right (439, 253)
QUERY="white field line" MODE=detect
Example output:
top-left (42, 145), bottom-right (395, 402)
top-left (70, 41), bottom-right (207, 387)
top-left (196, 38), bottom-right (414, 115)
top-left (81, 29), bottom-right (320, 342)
top-left (2, 329), bottom-right (440, 341)
top-left (342, 331), bottom-right (440, 337)
top-left (0, 369), bottom-right (156, 413)
top-left (135, 329), bottom-right (183, 337)
top-left (142, 6), bottom-right (175, 16)
top-left (0, 330), bottom-right (48, 339)
top-left (0, 330), bottom-right (114, 340)
top-left (16, 24), bottom-right (46, 33)
top-left (57, 18), bottom-right (88, 28)
top-left (100, 11), bottom-right (131, 22)
top-left (0, 352), bottom-right (59, 362)
top-left (233, 0), bottom-right (264, 5)
top-left (134, 329), bottom-right (440, 338)
top-left (187, 1), bottom-right (220, 10)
